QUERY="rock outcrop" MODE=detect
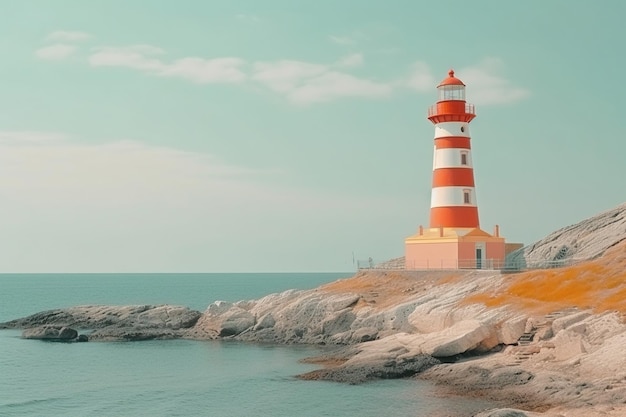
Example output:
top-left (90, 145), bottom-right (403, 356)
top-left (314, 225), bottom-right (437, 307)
top-left (507, 202), bottom-right (626, 268)
top-left (184, 269), bottom-right (530, 353)
top-left (187, 291), bottom-right (362, 344)
top-left (2, 305), bottom-right (202, 341)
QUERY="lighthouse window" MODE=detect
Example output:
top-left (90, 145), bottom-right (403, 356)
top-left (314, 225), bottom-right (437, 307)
top-left (460, 126), bottom-right (465, 133)
top-left (463, 190), bottom-right (471, 204)
top-left (460, 152), bottom-right (468, 165)
top-left (439, 85), bottom-right (465, 101)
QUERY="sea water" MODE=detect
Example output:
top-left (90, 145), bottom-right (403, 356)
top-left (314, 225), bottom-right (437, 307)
top-left (0, 273), bottom-right (495, 416)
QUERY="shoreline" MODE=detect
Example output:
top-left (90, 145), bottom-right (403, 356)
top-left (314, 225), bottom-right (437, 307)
top-left (3, 199), bottom-right (626, 417)
top-left (4, 269), bottom-right (626, 417)
top-left (3, 263), bottom-right (626, 416)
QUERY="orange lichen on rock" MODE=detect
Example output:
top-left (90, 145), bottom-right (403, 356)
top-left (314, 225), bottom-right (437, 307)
top-left (465, 241), bottom-right (626, 315)
top-left (321, 270), bottom-right (461, 310)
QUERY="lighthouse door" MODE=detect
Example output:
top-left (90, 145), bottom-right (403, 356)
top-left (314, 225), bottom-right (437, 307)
top-left (475, 242), bottom-right (486, 269)
top-left (476, 248), bottom-right (482, 269)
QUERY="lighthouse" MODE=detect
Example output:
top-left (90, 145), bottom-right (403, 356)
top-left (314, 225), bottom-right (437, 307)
top-left (404, 70), bottom-right (519, 270)
top-left (429, 70), bottom-right (479, 229)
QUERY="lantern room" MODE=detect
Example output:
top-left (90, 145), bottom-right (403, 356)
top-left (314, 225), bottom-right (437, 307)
top-left (437, 70), bottom-right (466, 101)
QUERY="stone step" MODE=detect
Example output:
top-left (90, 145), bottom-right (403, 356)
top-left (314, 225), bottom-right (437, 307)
top-left (545, 307), bottom-right (579, 320)
top-left (517, 332), bottom-right (534, 346)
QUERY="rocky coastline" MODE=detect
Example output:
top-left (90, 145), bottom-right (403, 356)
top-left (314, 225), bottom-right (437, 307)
top-left (2, 203), bottom-right (625, 417)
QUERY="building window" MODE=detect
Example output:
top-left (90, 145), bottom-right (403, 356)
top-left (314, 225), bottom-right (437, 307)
top-left (463, 190), bottom-right (471, 204)
top-left (460, 151), bottom-right (468, 166)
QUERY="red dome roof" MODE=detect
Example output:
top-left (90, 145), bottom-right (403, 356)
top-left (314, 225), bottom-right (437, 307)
top-left (437, 69), bottom-right (465, 87)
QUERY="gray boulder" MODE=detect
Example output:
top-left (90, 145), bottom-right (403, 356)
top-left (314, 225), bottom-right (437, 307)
top-left (219, 309), bottom-right (256, 337)
top-left (195, 301), bottom-right (256, 337)
top-left (22, 325), bottom-right (78, 341)
top-left (421, 319), bottom-right (492, 358)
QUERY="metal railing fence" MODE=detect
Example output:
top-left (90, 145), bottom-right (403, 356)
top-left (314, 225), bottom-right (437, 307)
top-left (427, 103), bottom-right (475, 117)
top-left (358, 257), bottom-right (584, 272)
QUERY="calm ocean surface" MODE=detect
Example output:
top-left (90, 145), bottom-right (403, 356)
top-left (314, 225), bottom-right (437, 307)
top-left (0, 273), bottom-right (494, 416)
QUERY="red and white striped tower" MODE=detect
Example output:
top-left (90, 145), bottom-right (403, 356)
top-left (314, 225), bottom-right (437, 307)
top-left (427, 70), bottom-right (479, 229)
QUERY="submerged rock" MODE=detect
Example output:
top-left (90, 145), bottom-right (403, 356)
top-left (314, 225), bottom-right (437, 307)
top-left (298, 354), bottom-right (440, 384)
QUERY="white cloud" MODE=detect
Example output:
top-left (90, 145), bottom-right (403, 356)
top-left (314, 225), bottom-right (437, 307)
top-left (89, 45), bottom-right (165, 71)
top-left (45, 30), bottom-right (91, 42)
top-left (253, 59), bottom-right (391, 104)
top-left (89, 48), bottom-right (389, 103)
top-left (35, 35), bottom-right (389, 104)
top-left (335, 53), bottom-right (363, 68)
top-left (35, 44), bottom-right (77, 60)
top-left (159, 57), bottom-right (247, 84)
top-left (253, 60), bottom-right (327, 93)
top-left (36, 33), bottom-right (527, 107)
top-left (289, 71), bottom-right (392, 104)
top-left (406, 61), bottom-right (436, 92)
top-left (459, 58), bottom-right (530, 105)
top-left (89, 45), bottom-right (246, 84)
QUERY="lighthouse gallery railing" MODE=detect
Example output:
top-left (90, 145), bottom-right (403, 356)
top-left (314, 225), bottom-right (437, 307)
top-left (428, 103), bottom-right (475, 117)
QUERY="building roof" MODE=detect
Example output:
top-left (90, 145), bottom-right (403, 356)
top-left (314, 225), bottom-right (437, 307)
top-left (437, 69), bottom-right (465, 87)
top-left (405, 227), bottom-right (504, 243)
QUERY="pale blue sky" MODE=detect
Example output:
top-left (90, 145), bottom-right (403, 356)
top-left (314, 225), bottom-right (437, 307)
top-left (0, 1), bottom-right (624, 272)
